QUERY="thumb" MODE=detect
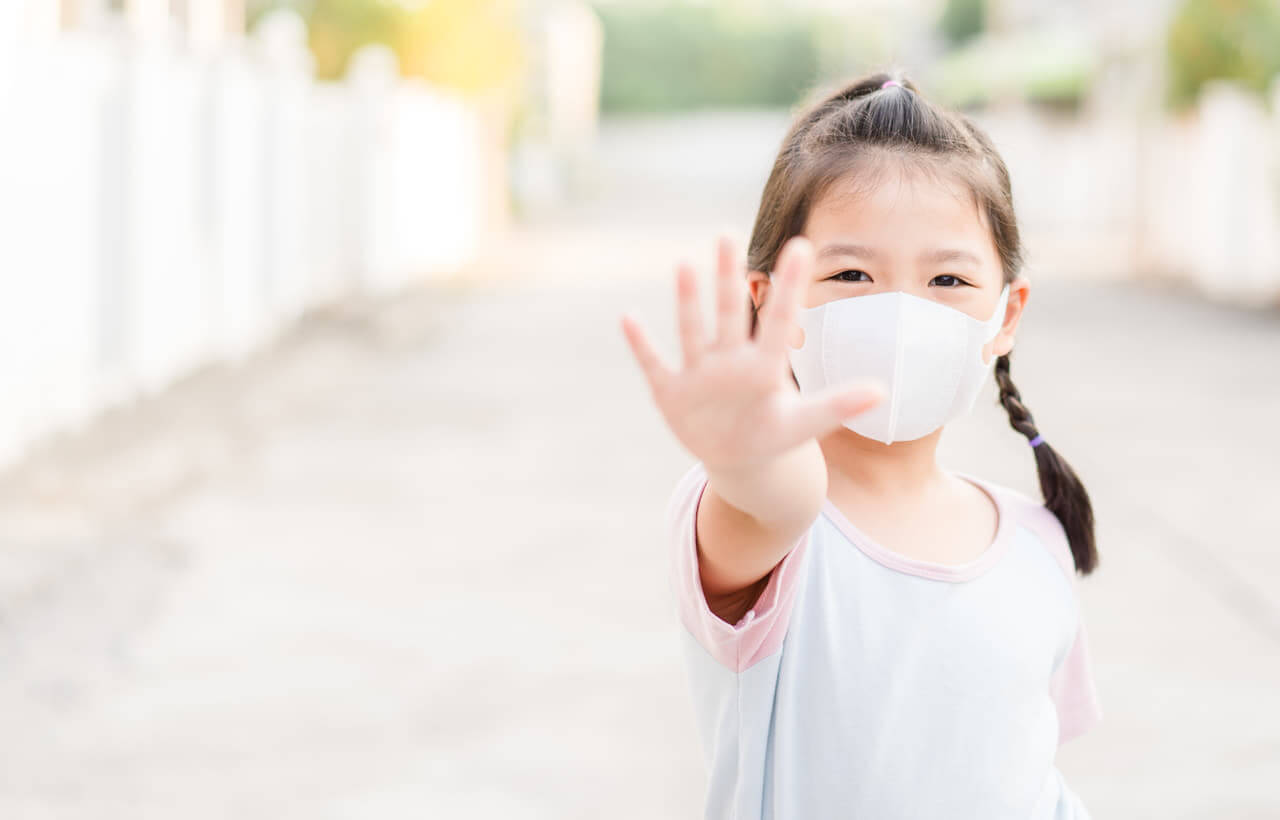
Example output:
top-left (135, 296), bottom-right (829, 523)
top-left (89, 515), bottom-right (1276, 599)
top-left (781, 382), bottom-right (885, 445)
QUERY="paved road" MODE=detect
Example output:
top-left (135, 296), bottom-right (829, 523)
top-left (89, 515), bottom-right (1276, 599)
top-left (1, 112), bottom-right (1278, 818)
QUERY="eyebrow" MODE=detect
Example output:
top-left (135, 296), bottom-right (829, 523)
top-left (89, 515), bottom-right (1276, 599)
top-left (816, 243), bottom-right (983, 267)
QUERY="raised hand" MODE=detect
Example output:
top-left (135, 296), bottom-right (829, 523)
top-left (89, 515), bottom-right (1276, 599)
top-left (619, 235), bottom-right (884, 476)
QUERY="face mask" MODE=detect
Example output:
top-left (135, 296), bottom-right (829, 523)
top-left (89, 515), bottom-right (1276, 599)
top-left (786, 285), bottom-right (1010, 444)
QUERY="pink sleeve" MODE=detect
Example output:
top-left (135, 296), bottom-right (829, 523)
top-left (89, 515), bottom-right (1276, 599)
top-left (989, 483), bottom-right (1102, 745)
top-left (1050, 615), bottom-right (1103, 744)
top-left (666, 463), bottom-right (810, 673)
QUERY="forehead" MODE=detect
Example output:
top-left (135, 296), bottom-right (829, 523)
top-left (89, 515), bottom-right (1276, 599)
top-left (804, 158), bottom-right (998, 259)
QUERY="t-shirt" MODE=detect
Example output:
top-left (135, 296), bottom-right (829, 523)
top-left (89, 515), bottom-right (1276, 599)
top-left (666, 461), bottom-right (1102, 820)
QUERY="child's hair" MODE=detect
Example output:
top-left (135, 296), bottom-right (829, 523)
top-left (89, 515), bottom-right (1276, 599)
top-left (745, 69), bottom-right (1098, 575)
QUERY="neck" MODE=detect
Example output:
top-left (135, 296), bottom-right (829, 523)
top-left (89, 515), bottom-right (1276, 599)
top-left (819, 427), bottom-right (945, 496)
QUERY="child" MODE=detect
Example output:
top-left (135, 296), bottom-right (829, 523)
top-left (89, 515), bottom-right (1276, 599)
top-left (619, 72), bottom-right (1102, 819)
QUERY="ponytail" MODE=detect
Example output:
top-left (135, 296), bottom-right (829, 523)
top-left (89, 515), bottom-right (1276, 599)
top-left (993, 352), bottom-right (1098, 574)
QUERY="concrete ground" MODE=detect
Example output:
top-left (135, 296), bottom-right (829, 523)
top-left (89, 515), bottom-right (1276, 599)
top-left (1, 112), bottom-right (1278, 818)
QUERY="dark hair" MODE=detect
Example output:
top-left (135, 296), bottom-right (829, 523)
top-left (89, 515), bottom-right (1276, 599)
top-left (745, 69), bottom-right (1097, 575)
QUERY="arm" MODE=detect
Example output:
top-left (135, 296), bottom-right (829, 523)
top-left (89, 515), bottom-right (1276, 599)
top-left (667, 460), bottom-right (815, 671)
top-left (697, 441), bottom-right (827, 624)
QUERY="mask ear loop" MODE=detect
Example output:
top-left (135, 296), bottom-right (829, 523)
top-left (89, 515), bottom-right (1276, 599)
top-left (980, 285), bottom-right (1012, 365)
top-left (982, 284), bottom-right (1012, 341)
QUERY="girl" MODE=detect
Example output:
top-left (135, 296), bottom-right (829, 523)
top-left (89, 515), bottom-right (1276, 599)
top-left (619, 72), bottom-right (1103, 819)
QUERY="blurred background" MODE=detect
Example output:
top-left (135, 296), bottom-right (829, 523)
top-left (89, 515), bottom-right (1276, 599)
top-left (1, 0), bottom-right (1278, 817)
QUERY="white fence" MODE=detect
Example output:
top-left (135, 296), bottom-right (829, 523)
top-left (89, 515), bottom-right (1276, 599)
top-left (1139, 82), bottom-right (1280, 303)
top-left (975, 79), bottom-right (1280, 305)
top-left (0, 17), bottom-right (490, 470)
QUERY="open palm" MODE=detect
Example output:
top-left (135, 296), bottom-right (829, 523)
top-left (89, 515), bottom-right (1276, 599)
top-left (620, 235), bottom-right (884, 476)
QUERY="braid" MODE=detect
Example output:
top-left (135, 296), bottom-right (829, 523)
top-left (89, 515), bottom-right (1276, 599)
top-left (993, 353), bottom-right (1039, 439)
top-left (994, 353), bottom-right (1098, 574)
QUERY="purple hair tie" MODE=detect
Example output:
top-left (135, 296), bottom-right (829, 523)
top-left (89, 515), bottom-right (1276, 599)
top-left (881, 79), bottom-right (902, 89)
top-left (1028, 434), bottom-right (1045, 448)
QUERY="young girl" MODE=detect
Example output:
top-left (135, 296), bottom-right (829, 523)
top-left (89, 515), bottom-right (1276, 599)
top-left (619, 72), bottom-right (1103, 819)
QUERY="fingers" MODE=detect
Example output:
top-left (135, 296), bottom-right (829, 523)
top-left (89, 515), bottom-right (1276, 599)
top-left (756, 236), bottom-right (813, 354)
top-left (713, 235), bottom-right (748, 348)
top-left (619, 313), bottom-right (673, 391)
top-left (675, 262), bottom-right (707, 368)
top-left (780, 382), bottom-right (885, 447)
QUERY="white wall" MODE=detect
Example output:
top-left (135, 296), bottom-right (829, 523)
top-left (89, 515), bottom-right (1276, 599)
top-left (0, 18), bottom-right (492, 469)
top-left (974, 82), bottom-right (1280, 304)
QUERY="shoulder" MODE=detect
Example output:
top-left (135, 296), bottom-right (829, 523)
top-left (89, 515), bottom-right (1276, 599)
top-left (673, 460), bottom-right (709, 496)
top-left (664, 461), bottom-right (710, 526)
top-left (963, 474), bottom-right (1075, 583)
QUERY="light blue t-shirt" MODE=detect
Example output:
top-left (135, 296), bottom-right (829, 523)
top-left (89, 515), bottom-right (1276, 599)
top-left (667, 461), bottom-right (1102, 819)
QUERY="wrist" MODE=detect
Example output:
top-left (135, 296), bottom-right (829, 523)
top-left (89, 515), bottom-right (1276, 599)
top-left (705, 440), bottom-right (828, 530)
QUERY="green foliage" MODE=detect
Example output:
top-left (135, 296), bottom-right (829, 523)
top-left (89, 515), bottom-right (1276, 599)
top-left (594, 4), bottom-right (820, 113)
top-left (1165, 0), bottom-right (1280, 111)
top-left (810, 12), bottom-right (892, 81)
top-left (938, 0), bottom-right (986, 48)
top-left (930, 29), bottom-right (1097, 110)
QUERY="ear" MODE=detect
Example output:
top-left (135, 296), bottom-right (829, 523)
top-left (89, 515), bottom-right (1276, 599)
top-left (747, 269), bottom-right (807, 349)
top-left (746, 270), bottom-right (771, 310)
top-left (989, 275), bottom-right (1029, 358)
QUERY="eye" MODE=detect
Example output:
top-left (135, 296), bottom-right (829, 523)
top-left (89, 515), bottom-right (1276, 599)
top-left (929, 274), bottom-right (970, 288)
top-left (827, 269), bottom-right (871, 283)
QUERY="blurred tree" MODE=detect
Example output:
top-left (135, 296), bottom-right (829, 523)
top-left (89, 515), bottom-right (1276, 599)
top-left (938, 0), bottom-right (986, 47)
top-left (811, 11), bottom-right (891, 83)
top-left (594, 4), bottom-right (819, 112)
top-left (398, 0), bottom-right (525, 95)
top-left (1165, 0), bottom-right (1280, 110)
top-left (248, 0), bottom-right (404, 80)
top-left (929, 28), bottom-right (1097, 112)
top-left (249, 0), bottom-right (525, 92)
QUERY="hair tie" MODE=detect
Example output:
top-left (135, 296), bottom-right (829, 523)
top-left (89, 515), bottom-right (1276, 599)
top-left (881, 79), bottom-right (902, 89)
top-left (1027, 434), bottom-right (1045, 449)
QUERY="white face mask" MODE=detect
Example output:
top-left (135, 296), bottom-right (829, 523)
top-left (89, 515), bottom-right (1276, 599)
top-left (787, 285), bottom-right (1010, 444)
